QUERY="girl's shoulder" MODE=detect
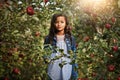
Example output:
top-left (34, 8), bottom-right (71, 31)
top-left (44, 35), bottom-right (49, 39)
top-left (44, 35), bottom-right (50, 44)
top-left (71, 35), bottom-right (75, 39)
top-left (65, 34), bottom-right (75, 39)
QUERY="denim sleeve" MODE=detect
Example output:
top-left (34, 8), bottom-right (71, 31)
top-left (43, 36), bottom-right (51, 63)
top-left (71, 36), bottom-right (78, 80)
top-left (71, 63), bottom-right (78, 80)
top-left (44, 36), bottom-right (50, 49)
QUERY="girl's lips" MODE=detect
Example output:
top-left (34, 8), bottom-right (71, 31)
top-left (56, 27), bottom-right (62, 29)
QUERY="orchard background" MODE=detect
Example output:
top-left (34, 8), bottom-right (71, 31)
top-left (0, 0), bottom-right (120, 80)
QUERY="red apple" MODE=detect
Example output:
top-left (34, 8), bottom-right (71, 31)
top-left (8, 48), bottom-right (18, 56)
top-left (8, 51), bottom-right (13, 56)
top-left (76, 43), bottom-right (78, 48)
top-left (83, 36), bottom-right (90, 42)
top-left (35, 31), bottom-right (40, 37)
top-left (77, 78), bottom-right (81, 80)
top-left (99, 78), bottom-right (103, 80)
top-left (77, 78), bottom-right (82, 80)
top-left (19, 53), bottom-right (25, 58)
top-left (91, 72), bottom-right (97, 77)
top-left (84, 7), bottom-right (92, 15)
top-left (112, 46), bottom-right (118, 52)
top-left (92, 13), bottom-right (97, 18)
top-left (2, 56), bottom-right (7, 62)
top-left (26, 6), bottom-right (34, 15)
top-left (105, 23), bottom-right (111, 29)
top-left (4, 77), bottom-right (9, 80)
top-left (44, 0), bottom-right (49, 4)
top-left (28, 58), bottom-right (33, 63)
top-left (117, 76), bottom-right (120, 80)
top-left (107, 77), bottom-right (111, 80)
top-left (12, 48), bottom-right (18, 52)
top-left (90, 53), bottom-right (94, 57)
top-left (78, 78), bottom-right (89, 80)
top-left (107, 64), bottom-right (115, 72)
top-left (12, 68), bottom-right (20, 74)
top-left (111, 17), bottom-right (116, 23)
top-left (0, 3), bottom-right (3, 8)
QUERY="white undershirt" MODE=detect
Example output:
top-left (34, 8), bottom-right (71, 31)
top-left (56, 35), bottom-right (68, 55)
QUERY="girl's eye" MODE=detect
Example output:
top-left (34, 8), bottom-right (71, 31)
top-left (55, 21), bottom-right (64, 23)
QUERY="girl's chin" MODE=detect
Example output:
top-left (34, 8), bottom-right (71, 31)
top-left (55, 29), bottom-right (64, 33)
top-left (57, 29), bottom-right (64, 32)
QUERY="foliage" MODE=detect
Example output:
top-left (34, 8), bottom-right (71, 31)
top-left (74, 0), bottom-right (120, 79)
top-left (0, 0), bottom-right (120, 80)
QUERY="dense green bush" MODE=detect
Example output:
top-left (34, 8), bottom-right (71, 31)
top-left (0, 0), bottom-right (120, 80)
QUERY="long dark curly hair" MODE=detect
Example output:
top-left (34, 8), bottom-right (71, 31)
top-left (48, 13), bottom-right (72, 44)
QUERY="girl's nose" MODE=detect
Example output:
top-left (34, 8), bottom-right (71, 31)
top-left (58, 22), bottom-right (61, 25)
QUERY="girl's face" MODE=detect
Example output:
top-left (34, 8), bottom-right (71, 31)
top-left (54, 16), bottom-right (66, 33)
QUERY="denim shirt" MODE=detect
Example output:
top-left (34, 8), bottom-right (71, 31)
top-left (44, 34), bottom-right (78, 80)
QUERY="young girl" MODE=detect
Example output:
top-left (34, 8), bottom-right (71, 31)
top-left (44, 13), bottom-right (78, 80)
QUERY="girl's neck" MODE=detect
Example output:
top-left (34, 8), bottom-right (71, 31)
top-left (56, 30), bottom-right (65, 36)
